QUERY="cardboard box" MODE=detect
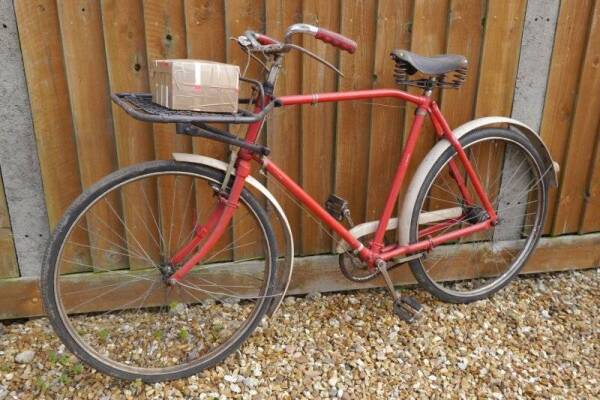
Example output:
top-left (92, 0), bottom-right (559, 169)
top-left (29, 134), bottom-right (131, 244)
top-left (152, 59), bottom-right (239, 113)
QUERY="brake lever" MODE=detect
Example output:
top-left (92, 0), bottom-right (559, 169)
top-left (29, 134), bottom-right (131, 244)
top-left (286, 43), bottom-right (344, 77)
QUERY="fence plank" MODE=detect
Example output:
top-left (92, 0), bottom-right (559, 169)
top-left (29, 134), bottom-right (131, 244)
top-left (0, 176), bottom-right (17, 278)
top-left (365, 0), bottom-right (414, 221)
top-left (102, 0), bottom-right (160, 269)
top-left (471, 0), bottom-right (526, 222)
top-left (14, 0), bottom-right (91, 272)
top-left (440, 0), bottom-right (484, 128)
top-left (3, 232), bottom-right (599, 319)
top-left (539, 0), bottom-right (594, 235)
top-left (300, 0), bottom-right (340, 255)
top-left (401, 0), bottom-right (450, 205)
top-left (57, 0), bottom-right (125, 271)
top-left (333, 0), bottom-right (377, 227)
top-left (144, 0), bottom-right (193, 160)
top-left (580, 138), bottom-right (600, 233)
top-left (142, 0), bottom-right (199, 262)
top-left (427, 0), bottom-right (484, 212)
top-left (225, 0), bottom-right (266, 260)
top-left (184, 0), bottom-right (233, 262)
top-left (14, 0), bottom-right (82, 230)
top-left (475, 0), bottom-right (526, 117)
top-left (265, 0), bottom-right (303, 253)
top-left (399, 0), bottom-right (449, 218)
top-left (552, 3), bottom-right (600, 235)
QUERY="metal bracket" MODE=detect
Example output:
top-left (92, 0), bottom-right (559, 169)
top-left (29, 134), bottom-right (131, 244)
top-left (220, 148), bottom-right (239, 194)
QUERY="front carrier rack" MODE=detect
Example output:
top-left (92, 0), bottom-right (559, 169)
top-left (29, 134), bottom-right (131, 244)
top-left (111, 93), bottom-right (278, 124)
top-left (111, 92), bottom-right (274, 155)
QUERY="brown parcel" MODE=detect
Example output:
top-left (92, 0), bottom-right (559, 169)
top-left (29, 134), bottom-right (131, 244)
top-left (152, 59), bottom-right (239, 113)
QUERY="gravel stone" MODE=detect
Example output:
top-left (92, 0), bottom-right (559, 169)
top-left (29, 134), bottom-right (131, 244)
top-left (0, 270), bottom-right (597, 398)
top-left (14, 350), bottom-right (34, 364)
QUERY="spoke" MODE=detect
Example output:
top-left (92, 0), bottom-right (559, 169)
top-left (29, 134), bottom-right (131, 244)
top-left (83, 212), bottom-right (147, 261)
top-left (175, 179), bottom-right (195, 252)
top-left (141, 182), bottom-right (168, 258)
top-left (66, 241), bottom-right (148, 262)
top-left (167, 175), bottom-right (180, 258)
top-left (102, 197), bottom-right (157, 268)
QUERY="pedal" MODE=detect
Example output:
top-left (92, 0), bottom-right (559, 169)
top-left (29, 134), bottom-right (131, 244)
top-left (393, 296), bottom-right (423, 323)
top-left (325, 194), bottom-right (354, 227)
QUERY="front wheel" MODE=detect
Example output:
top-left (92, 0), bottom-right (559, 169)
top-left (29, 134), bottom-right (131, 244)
top-left (41, 160), bottom-right (277, 382)
top-left (408, 128), bottom-right (549, 303)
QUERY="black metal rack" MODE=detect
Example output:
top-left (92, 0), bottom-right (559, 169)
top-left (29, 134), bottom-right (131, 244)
top-left (111, 93), bottom-right (277, 124)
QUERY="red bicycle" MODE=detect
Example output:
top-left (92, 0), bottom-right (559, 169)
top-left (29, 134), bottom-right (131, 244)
top-left (41, 24), bottom-right (558, 382)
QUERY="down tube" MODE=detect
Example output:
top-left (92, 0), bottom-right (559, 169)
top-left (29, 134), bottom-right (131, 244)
top-left (262, 159), bottom-right (372, 260)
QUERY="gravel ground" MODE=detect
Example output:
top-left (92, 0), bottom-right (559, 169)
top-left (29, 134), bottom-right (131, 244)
top-left (0, 269), bottom-right (598, 399)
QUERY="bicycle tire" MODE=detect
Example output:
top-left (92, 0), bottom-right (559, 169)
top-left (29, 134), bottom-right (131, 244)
top-left (407, 128), bottom-right (549, 303)
top-left (41, 160), bottom-right (278, 382)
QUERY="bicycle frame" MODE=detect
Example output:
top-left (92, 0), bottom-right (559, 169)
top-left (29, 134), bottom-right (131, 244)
top-left (169, 88), bottom-right (498, 282)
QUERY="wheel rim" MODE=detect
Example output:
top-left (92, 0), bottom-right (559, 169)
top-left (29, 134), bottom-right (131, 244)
top-left (51, 169), bottom-right (274, 376)
top-left (412, 136), bottom-right (546, 299)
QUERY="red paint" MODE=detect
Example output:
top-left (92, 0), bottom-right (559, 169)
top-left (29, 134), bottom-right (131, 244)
top-left (430, 102), bottom-right (497, 221)
top-left (170, 204), bottom-right (224, 265)
top-left (380, 220), bottom-right (493, 261)
top-left (279, 89), bottom-right (429, 107)
top-left (168, 87), bottom-right (499, 281)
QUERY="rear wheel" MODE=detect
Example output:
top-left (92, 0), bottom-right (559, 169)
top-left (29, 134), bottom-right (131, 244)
top-left (408, 128), bottom-right (548, 303)
top-left (41, 160), bottom-right (277, 382)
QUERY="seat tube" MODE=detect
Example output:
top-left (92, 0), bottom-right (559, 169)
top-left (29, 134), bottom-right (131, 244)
top-left (372, 107), bottom-right (427, 252)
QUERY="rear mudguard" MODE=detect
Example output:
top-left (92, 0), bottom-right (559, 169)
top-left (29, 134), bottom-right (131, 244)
top-left (172, 153), bottom-right (293, 317)
top-left (397, 116), bottom-right (559, 246)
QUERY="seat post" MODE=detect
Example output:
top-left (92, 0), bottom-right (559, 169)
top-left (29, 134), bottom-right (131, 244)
top-left (422, 77), bottom-right (437, 97)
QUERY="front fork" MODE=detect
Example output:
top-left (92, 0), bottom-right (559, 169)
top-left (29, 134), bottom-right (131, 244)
top-left (168, 156), bottom-right (252, 283)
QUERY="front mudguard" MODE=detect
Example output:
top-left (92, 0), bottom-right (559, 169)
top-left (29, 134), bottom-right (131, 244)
top-left (398, 116), bottom-right (559, 246)
top-left (172, 153), bottom-right (294, 317)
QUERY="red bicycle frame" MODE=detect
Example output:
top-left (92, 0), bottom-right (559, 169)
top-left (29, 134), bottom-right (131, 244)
top-left (170, 88), bottom-right (498, 282)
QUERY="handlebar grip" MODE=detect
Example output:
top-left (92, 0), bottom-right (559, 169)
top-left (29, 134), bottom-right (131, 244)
top-left (255, 33), bottom-right (279, 45)
top-left (314, 27), bottom-right (357, 54)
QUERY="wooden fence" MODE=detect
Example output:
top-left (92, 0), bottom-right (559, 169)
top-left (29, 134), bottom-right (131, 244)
top-left (0, 0), bottom-right (598, 317)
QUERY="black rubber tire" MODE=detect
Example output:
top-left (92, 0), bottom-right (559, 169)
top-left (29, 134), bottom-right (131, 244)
top-left (408, 128), bottom-right (549, 304)
top-left (41, 160), bottom-right (278, 382)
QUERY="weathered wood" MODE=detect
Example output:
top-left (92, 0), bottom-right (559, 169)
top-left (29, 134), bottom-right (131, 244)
top-left (333, 0), bottom-right (377, 228)
top-left (538, 0), bottom-right (594, 234)
top-left (224, 0), bottom-right (266, 261)
top-left (365, 0), bottom-right (413, 221)
top-left (0, 170), bottom-right (17, 277)
top-left (143, 0), bottom-right (193, 160)
top-left (440, 0), bottom-right (484, 128)
top-left (580, 138), bottom-right (600, 233)
top-left (3, 233), bottom-right (599, 320)
top-left (470, 0), bottom-right (526, 240)
top-left (551, 2), bottom-right (600, 235)
top-left (183, 0), bottom-right (235, 263)
top-left (265, 0), bottom-right (303, 254)
top-left (300, 0), bottom-right (340, 255)
top-left (14, 0), bottom-right (91, 273)
top-left (400, 0), bottom-right (449, 212)
top-left (57, 0), bottom-right (125, 271)
top-left (14, 0), bottom-right (83, 230)
top-left (0, 229), bottom-right (18, 279)
top-left (102, 0), bottom-right (160, 269)
top-left (143, 1), bottom-right (197, 261)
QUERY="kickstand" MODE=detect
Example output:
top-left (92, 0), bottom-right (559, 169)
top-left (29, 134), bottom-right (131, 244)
top-left (376, 260), bottom-right (423, 323)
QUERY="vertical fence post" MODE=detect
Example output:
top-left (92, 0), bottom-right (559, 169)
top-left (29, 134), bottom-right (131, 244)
top-left (0, 1), bottom-right (50, 276)
top-left (494, 0), bottom-right (560, 241)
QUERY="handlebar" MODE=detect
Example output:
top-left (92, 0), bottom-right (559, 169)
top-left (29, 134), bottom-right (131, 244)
top-left (237, 24), bottom-right (356, 78)
top-left (243, 23), bottom-right (357, 55)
